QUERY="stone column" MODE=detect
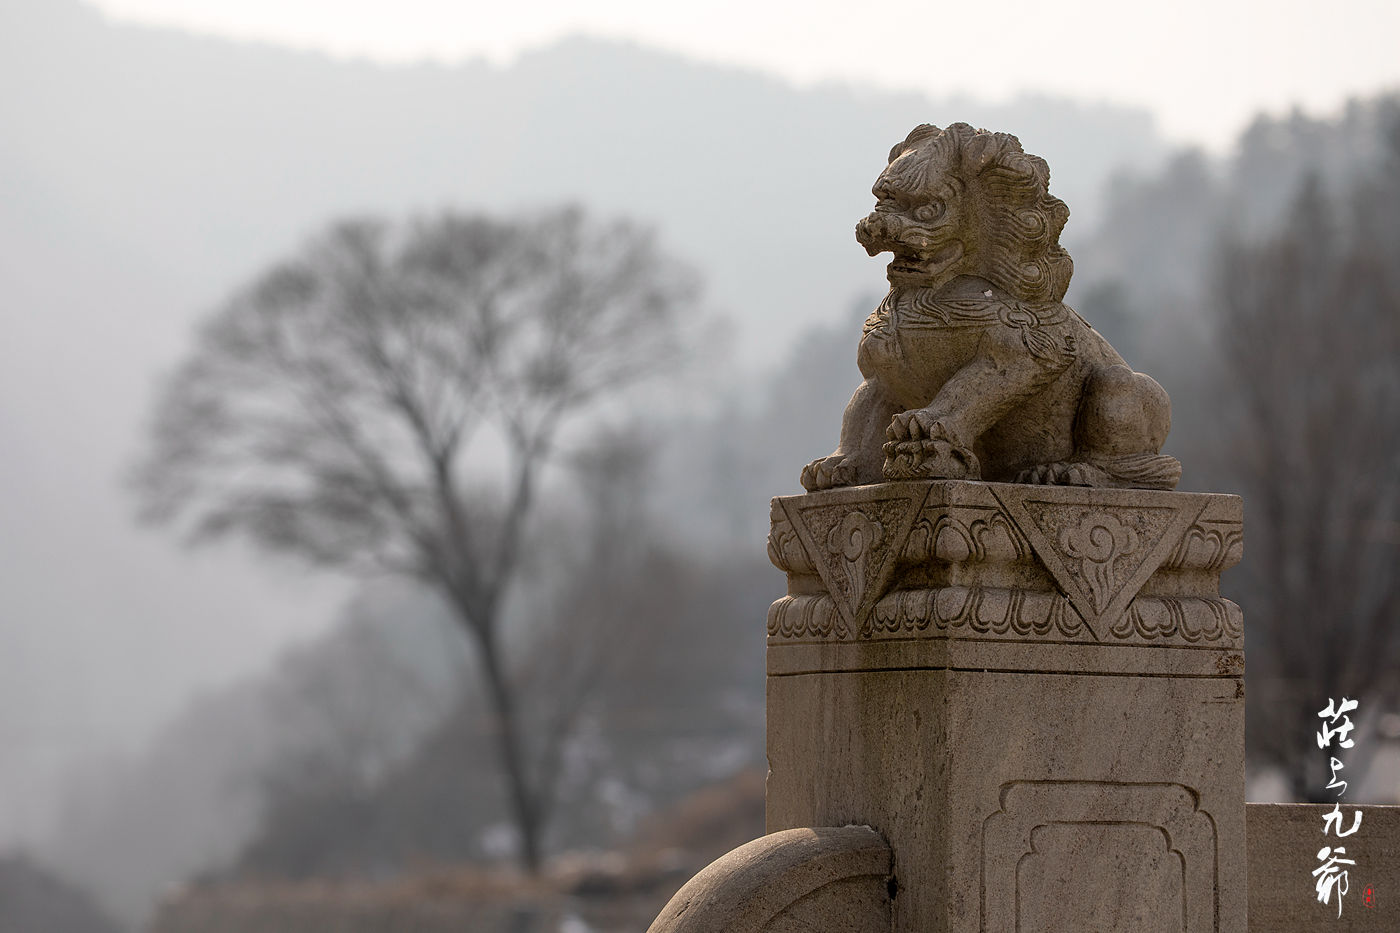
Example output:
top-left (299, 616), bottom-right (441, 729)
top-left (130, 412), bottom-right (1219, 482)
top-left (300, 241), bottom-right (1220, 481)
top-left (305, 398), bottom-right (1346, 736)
top-left (766, 480), bottom-right (1246, 933)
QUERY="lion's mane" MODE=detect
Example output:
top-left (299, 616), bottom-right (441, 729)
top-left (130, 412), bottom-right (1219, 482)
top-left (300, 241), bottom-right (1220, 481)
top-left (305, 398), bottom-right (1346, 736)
top-left (884, 123), bottom-right (1074, 303)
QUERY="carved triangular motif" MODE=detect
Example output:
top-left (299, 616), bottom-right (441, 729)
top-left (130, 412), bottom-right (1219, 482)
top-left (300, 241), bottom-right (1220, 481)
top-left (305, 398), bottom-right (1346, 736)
top-left (989, 487), bottom-right (1206, 640)
top-left (779, 484), bottom-right (931, 636)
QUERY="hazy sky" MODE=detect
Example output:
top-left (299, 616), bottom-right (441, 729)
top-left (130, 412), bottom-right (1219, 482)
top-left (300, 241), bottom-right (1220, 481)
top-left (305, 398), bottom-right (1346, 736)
top-left (90, 0), bottom-right (1400, 150)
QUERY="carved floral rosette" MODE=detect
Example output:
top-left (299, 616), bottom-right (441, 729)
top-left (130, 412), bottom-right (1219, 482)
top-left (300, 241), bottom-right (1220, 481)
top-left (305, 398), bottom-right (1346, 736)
top-left (768, 481), bottom-right (1243, 651)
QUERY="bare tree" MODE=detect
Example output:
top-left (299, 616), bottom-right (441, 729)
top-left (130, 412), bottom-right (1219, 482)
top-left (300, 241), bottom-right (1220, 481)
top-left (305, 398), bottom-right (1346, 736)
top-left (133, 207), bottom-right (699, 871)
top-left (1214, 159), bottom-right (1400, 800)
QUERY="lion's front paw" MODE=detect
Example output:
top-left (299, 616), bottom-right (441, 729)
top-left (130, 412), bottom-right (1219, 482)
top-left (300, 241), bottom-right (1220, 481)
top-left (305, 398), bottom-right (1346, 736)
top-left (885, 408), bottom-right (943, 444)
top-left (882, 437), bottom-right (980, 481)
top-left (882, 413), bottom-right (980, 481)
top-left (801, 454), bottom-right (858, 491)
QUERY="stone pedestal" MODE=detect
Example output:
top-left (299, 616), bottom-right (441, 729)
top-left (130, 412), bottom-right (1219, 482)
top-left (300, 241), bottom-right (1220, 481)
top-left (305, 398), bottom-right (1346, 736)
top-left (766, 480), bottom-right (1246, 933)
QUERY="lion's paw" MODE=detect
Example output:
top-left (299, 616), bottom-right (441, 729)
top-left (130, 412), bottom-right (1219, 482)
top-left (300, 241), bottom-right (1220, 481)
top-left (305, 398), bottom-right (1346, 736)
top-left (885, 408), bottom-right (944, 444)
top-left (801, 454), bottom-right (858, 491)
top-left (882, 413), bottom-right (979, 481)
top-left (1016, 460), bottom-right (1112, 487)
top-left (882, 437), bottom-right (980, 481)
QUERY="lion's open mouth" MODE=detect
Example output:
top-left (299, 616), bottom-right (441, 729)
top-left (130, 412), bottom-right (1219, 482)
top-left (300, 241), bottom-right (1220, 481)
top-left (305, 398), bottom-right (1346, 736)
top-left (885, 242), bottom-right (964, 286)
top-left (888, 257), bottom-right (927, 276)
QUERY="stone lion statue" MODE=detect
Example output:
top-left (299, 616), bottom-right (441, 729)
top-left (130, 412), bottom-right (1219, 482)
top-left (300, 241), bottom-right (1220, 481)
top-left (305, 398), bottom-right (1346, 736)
top-left (801, 122), bottom-right (1181, 492)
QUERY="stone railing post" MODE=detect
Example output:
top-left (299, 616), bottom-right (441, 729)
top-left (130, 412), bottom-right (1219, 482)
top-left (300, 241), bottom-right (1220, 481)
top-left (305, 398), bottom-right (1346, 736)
top-left (652, 121), bottom-right (1253, 933)
top-left (766, 481), bottom-right (1246, 932)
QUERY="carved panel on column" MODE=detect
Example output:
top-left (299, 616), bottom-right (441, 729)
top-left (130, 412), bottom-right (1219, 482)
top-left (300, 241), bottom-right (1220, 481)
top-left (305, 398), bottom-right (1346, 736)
top-left (981, 781), bottom-right (1217, 933)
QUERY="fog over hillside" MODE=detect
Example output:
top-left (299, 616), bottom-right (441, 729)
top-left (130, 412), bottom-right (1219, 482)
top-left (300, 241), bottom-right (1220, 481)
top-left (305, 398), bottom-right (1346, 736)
top-left (0, 0), bottom-right (1170, 785)
top-left (0, 0), bottom-right (1171, 874)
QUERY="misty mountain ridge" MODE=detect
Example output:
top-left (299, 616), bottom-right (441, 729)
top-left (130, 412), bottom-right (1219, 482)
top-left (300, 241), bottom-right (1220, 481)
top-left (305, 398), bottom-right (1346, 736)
top-left (3, 0), bottom-right (1169, 346)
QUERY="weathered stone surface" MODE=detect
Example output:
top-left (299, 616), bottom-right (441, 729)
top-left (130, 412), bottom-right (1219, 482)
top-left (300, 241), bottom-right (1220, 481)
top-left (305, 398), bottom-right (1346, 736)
top-left (646, 826), bottom-right (891, 933)
top-left (802, 123), bottom-right (1180, 492)
top-left (767, 480), bottom-right (1245, 933)
top-left (1247, 802), bottom-right (1400, 930)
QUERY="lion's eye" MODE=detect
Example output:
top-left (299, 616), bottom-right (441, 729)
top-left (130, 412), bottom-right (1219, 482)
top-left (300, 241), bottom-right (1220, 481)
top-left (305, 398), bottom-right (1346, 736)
top-left (912, 202), bottom-right (945, 224)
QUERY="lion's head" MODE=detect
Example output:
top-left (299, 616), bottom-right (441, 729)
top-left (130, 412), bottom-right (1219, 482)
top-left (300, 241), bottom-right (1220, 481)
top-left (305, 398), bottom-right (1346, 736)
top-left (854, 123), bottom-right (1073, 303)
